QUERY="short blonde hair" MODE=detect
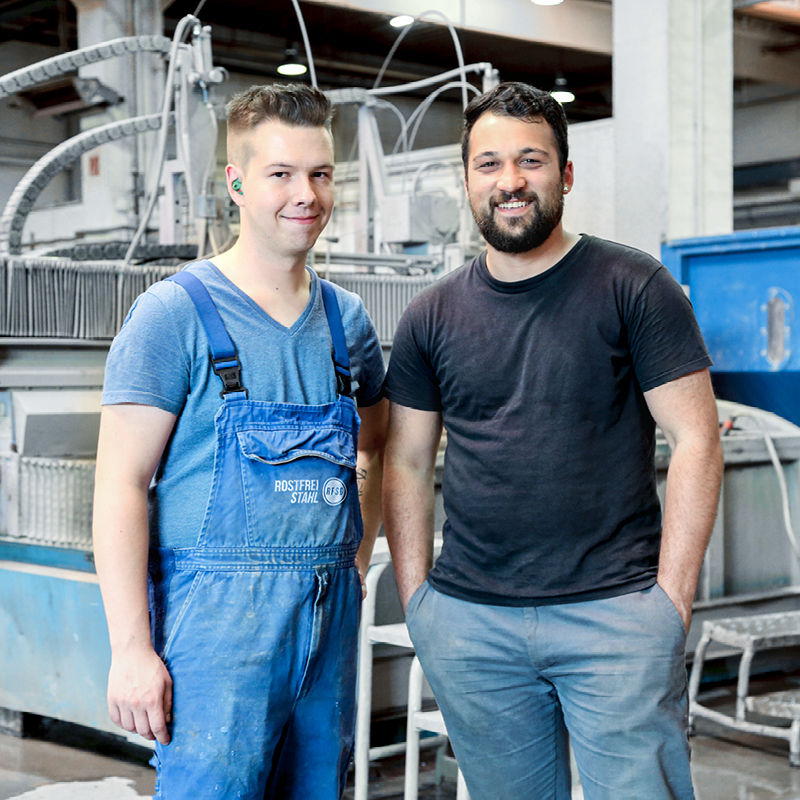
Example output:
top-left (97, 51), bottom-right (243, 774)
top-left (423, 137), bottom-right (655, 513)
top-left (226, 83), bottom-right (334, 168)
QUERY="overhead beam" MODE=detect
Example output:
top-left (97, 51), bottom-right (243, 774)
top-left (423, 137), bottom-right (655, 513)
top-left (737, 1), bottom-right (800, 24)
top-left (734, 19), bottom-right (800, 87)
top-left (311, 1), bottom-right (800, 89)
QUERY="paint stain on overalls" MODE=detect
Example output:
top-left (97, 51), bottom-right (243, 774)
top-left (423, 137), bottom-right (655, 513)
top-left (148, 272), bottom-right (363, 799)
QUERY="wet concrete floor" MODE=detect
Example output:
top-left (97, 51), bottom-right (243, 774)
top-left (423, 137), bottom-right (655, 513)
top-left (3, 676), bottom-right (800, 799)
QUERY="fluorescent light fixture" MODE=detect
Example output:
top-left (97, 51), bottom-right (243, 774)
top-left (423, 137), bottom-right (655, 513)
top-left (277, 49), bottom-right (307, 76)
top-left (532, 0), bottom-right (564, 5)
top-left (550, 75), bottom-right (575, 104)
top-left (390, 14), bottom-right (414, 27)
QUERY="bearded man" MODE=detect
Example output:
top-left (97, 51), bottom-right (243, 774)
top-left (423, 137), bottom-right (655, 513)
top-left (382, 82), bottom-right (722, 800)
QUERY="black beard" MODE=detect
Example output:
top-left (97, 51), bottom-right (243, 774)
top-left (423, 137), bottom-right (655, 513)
top-left (472, 190), bottom-right (564, 254)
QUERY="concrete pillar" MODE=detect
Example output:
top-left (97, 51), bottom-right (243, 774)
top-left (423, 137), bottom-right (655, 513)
top-left (613, 0), bottom-right (733, 258)
top-left (68, 0), bottom-right (166, 236)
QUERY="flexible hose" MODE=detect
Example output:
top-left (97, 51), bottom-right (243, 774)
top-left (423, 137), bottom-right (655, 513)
top-left (732, 412), bottom-right (800, 562)
top-left (402, 80), bottom-right (481, 155)
top-left (290, 0), bottom-right (317, 87)
top-left (124, 15), bottom-right (198, 265)
top-left (373, 98), bottom-right (409, 154)
top-left (372, 10), bottom-right (469, 109)
top-left (195, 101), bottom-right (220, 258)
top-left (370, 63), bottom-right (492, 100)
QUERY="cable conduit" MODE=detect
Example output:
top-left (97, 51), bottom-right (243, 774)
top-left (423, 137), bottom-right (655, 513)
top-left (0, 35), bottom-right (172, 100)
top-left (0, 113), bottom-right (169, 255)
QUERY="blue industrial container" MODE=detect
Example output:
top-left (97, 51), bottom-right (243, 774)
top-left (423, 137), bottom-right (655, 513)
top-left (662, 226), bottom-right (800, 426)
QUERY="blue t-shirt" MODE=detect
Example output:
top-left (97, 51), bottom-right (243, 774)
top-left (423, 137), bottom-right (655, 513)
top-left (102, 260), bottom-right (385, 549)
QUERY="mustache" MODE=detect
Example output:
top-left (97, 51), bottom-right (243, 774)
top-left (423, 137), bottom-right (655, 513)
top-left (489, 191), bottom-right (539, 210)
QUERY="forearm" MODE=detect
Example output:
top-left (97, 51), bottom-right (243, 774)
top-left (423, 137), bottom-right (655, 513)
top-left (355, 445), bottom-right (383, 576)
top-left (354, 398), bottom-right (389, 583)
top-left (93, 482), bottom-right (153, 655)
top-left (382, 461), bottom-right (436, 613)
top-left (657, 434), bottom-right (723, 626)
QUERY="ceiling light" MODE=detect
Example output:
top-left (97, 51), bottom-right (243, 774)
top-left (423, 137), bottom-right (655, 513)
top-left (277, 48), bottom-right (307, 77)
top-left (390, 14), bottom-right (414, 27)
top-left (550, 74), bottom-right (575, 104)
top-left (532, 0), bottom-right (564, 5)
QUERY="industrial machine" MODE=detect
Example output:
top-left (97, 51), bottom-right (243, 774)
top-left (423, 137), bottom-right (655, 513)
top-left (662, 226), bottom-right (800, 427)
top-left (0, 257), bottom-right (176, 739)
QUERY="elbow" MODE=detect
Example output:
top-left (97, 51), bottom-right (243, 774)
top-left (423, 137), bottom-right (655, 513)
top-left (357, 427), bottom-right (387, 464)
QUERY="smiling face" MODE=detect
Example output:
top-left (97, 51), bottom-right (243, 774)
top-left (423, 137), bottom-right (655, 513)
top-left (465, 112), bottom-right (573, 255)
top-left (228, 119), bottom-right (334, 263)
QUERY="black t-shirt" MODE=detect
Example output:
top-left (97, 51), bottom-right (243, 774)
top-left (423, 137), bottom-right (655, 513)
top-left (385, 235), bottom-right (712, 606)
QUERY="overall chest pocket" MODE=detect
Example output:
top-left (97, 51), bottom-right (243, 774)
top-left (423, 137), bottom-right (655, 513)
top-left (235, 425), bottom-right (360, 548)
top-left (237, 426), bottom-right (356, 468)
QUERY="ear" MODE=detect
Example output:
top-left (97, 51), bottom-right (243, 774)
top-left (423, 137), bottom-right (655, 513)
top-left (562, 160), bottom-right (574, 194)
top-left (226, 165), bottom-right (244, 206)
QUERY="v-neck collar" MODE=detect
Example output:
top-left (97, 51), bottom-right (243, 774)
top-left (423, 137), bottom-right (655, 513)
top-left (197, 260), bottom-right (318, 335)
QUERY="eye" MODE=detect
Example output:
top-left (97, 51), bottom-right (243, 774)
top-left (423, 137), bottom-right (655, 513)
top-left (476, 160), bottom-right (498, 170)
top-left (312, 171), bottom-right (332, 181)
top-left (270, 171), bottom-right (289, 179)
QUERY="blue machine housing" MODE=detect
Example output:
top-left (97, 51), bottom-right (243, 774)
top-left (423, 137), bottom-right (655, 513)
top-left (662, 226), bottom-right (800, 426)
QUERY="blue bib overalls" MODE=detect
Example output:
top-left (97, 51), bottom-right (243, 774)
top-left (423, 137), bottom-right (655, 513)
top-left (149, 272), bottom-right (363, 799)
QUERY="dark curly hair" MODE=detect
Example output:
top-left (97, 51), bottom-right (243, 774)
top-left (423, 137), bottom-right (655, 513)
top-left (461, 82), bottom-right (569, 175)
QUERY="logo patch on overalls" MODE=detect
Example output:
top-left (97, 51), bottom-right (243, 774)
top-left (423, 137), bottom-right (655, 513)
top-left (322, 477), bottom-right (348, 506)
top-left (274, 479), bottom-right (319, 504)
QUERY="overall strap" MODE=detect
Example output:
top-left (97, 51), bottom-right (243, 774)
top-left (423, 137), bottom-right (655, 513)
top-left (166, 271), bottom-right (246, 397)
top-left (319, 278), bottom-right (352, 397)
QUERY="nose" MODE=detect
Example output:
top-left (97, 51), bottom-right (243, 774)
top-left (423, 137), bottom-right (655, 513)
top-left (496, 163), bottom-right (525, 194)
top-left (293, 175), bottom-right (317, 206)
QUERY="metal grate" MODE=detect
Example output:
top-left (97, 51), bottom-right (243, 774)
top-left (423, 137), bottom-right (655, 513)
top-left (328, 271), bottom-right (437, 345)
top-left (0, 257), bottom-right (178, 339)
top-left (0, 258), bottom-right (435, 343)
top-left (8, 456), bottom-right (96, 549)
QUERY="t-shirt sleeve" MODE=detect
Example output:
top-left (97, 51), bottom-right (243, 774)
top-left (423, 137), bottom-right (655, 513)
top-left (102, 290), bottom-right (191, 415)
top-left (384, 297), bottom-right (443, 411)
top-left (353, 307), bottom-right (386, 408)
top-left (627, 266), bottom-right (712, 393)
top-left (337, 285), bottom-right (386, 408)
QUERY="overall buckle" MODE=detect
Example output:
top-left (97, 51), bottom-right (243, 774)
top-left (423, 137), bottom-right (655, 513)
top-left (334, 361), bottom-right (352, 397)
top-left (212, 355), bottom-right (247, 397)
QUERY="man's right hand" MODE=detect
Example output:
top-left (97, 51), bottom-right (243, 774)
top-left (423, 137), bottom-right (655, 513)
top-left (107, 645), bottom-right (173, 745)
top-left (400, 576), bottom-right (429, 615)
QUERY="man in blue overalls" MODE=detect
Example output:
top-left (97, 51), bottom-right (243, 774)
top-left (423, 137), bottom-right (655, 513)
top-left (93, 84), bottom-right (388, 799)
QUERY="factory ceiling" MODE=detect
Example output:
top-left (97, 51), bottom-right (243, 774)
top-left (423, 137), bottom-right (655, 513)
top-left (1, 0), bottom-right (800, 123)
top-left (164, 0), bottom-right (615, 122)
